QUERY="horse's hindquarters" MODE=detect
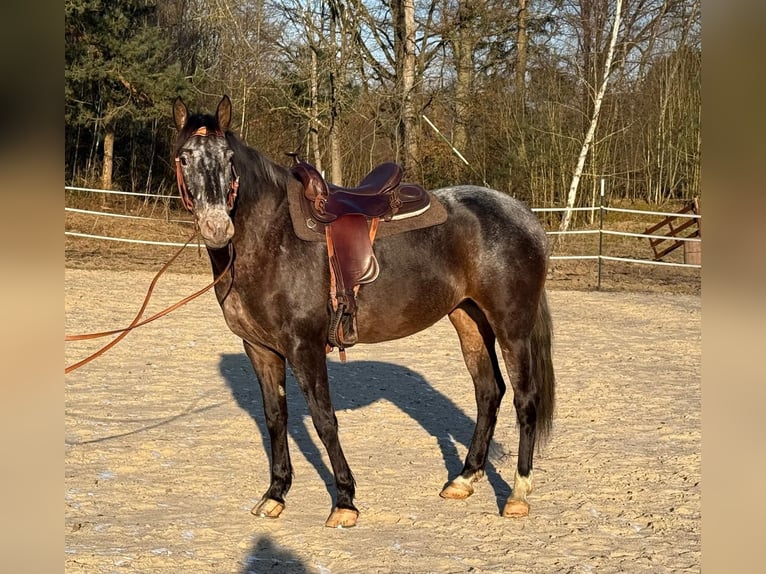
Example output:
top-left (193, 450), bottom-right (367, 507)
top-left (350, 188), bottom-right (548, 345)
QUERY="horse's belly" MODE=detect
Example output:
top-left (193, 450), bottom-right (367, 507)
top-left (354, 279), bottom-right (460, 344)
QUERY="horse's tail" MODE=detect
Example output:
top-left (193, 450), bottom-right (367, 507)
top-left (531, 289), bottom-right (556, 446)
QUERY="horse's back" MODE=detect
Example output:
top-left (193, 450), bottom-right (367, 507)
top-left (355, 185), bottom-right (548, 342)
top-left (400, 184), bottom-right (548, 278)
top-left (433, 185), bottom-right (547, 251)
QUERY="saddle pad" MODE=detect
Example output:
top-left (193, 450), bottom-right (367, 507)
top-left (286, 176), bottom-right (449, 242)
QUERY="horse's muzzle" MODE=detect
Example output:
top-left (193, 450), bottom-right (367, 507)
top-left (198, 208), bottom-right (234, 248)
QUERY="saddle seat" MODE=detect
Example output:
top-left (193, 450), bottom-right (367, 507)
top-left (328, 161), bottom-right (402, 196)
top-left (291, 160), bottom-right (430, 224)
top-left (289, 158), bottom-right (434, 356)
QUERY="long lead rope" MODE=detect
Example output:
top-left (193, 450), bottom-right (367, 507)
top-left (65, 233), bottom-right (234, 374)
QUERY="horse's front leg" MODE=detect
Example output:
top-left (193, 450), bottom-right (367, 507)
top-left (243, 340), bottom-right (292, 519)
top-left (290, 345), bottom-right (359, 528)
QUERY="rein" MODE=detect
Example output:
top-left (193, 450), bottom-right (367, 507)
top-left (65, 233), bottom-right (234, 374)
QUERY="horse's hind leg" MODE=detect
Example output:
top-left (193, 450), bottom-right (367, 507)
top-left (440, 302), bottom-right (506, 500)
top-left (498, 336), bottom-right (537, 517)
top-left (243, 340), bottom-right (292, 519)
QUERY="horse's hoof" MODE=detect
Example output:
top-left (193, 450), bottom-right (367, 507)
top-left (251, 498), bottom-right (285, 519)
top-left (325, 507), bottom-right (359, 528)
top-left (439, 478), bottom-right (474, 499)
top-left (502, 499), bottom-right (530, 517)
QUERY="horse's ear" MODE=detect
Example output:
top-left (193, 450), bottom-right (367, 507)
top-left (173, 97), bottom-right (187, 131)
top-left (217, 95), bottom-right (232, 131)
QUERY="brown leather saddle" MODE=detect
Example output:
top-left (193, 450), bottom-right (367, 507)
top-left (287, 156), bottom-right (448, 358)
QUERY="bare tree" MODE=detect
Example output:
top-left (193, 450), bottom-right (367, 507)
top-left (515, 0), bottom-right (530, 102)
top-left (447, 0), bottom-right (479, 156)
top-left (551, 0), bottom-right (622, 255)
top-left (341, 0), bottom-right (447, 177)
top-left (65, 0), bottom-right (701, 208)
top-left (391, 0), bottom-right (418, 174)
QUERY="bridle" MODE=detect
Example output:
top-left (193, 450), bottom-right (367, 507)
top-left (174, 126), bottom-right (240, 212)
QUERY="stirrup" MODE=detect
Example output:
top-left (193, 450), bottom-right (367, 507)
top-left (327, 302), bottom-right (358, 349)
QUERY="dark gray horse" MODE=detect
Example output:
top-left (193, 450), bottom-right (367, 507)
top-left (172, 95), bottom-right (555, 528)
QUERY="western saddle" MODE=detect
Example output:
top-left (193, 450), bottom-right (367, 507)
top-left (288, 156), bottom-right (443, 360)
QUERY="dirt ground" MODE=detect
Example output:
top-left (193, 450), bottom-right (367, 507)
top-left (64, 263), bottom-right (700, 574)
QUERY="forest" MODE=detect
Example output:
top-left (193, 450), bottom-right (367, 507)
top-left (64, 0), bottom-right (701, 209)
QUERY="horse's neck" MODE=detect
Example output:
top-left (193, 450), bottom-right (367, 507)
top-left (226, 158), bottom-right (293, 257)
top-left (241, 164), bottom-right (290, 223)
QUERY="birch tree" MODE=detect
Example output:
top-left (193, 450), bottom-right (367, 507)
top-left (550, 0), bottom-right (621, 255)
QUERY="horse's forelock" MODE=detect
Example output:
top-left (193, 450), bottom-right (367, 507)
top-left (173, 112), bottom-right (220, 155)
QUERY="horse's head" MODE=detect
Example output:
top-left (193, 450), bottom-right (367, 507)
top-left (172, 95), bottom-right (238, 249)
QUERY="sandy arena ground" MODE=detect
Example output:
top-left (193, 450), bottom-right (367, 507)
top-left (65, 268), bottom-right (700, 573)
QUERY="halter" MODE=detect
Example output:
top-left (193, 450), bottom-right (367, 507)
top-left (174, 126), bottom-right (240, 212)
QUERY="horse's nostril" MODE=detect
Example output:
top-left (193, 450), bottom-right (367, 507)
top-left (199, 215), bottom-right (233, 245)
top-left (202, 219), bottom-right (216, 236)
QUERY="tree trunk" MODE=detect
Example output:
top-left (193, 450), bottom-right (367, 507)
top-left (329, 126), bottom-right (342, 184)
top-left (452, 39), bottom-right (472, 156)
top-left (514, 0), bottom-right (530, 197)
top-left (452, 1), bottom-right (475, 157)
top-left (393, 0), bottom-right (417, 175)
top-left (328, 8), bottom-right (343, 184)
top-left (101, 126), bottom-right (114, 192)
top-left (309, 46), bottom-right (322, 173)
top-left (551, 0), bottom-right (622, 256)
top-left (515, 0), bottom-right (529, 103)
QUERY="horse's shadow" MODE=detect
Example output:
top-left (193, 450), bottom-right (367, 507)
top-left (241, 535), bottom-right (309, 573)
top-left (219, 354), bottom-right (512, 512)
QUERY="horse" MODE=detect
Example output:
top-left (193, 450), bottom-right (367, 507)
top-left (171, 95), bottom-right (556, 528)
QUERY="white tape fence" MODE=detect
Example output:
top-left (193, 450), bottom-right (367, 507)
top-left (65, 186), bottom-right (702, 278)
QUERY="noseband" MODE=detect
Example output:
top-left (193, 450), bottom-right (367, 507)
top-left (175, 126), bottom-right (240, 212)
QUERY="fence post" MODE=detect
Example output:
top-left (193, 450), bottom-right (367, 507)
top-left (597, 178), bottom-right (605, 290)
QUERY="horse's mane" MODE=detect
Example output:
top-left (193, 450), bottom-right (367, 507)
top-left (225, 132), bottom-right (292, 193)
